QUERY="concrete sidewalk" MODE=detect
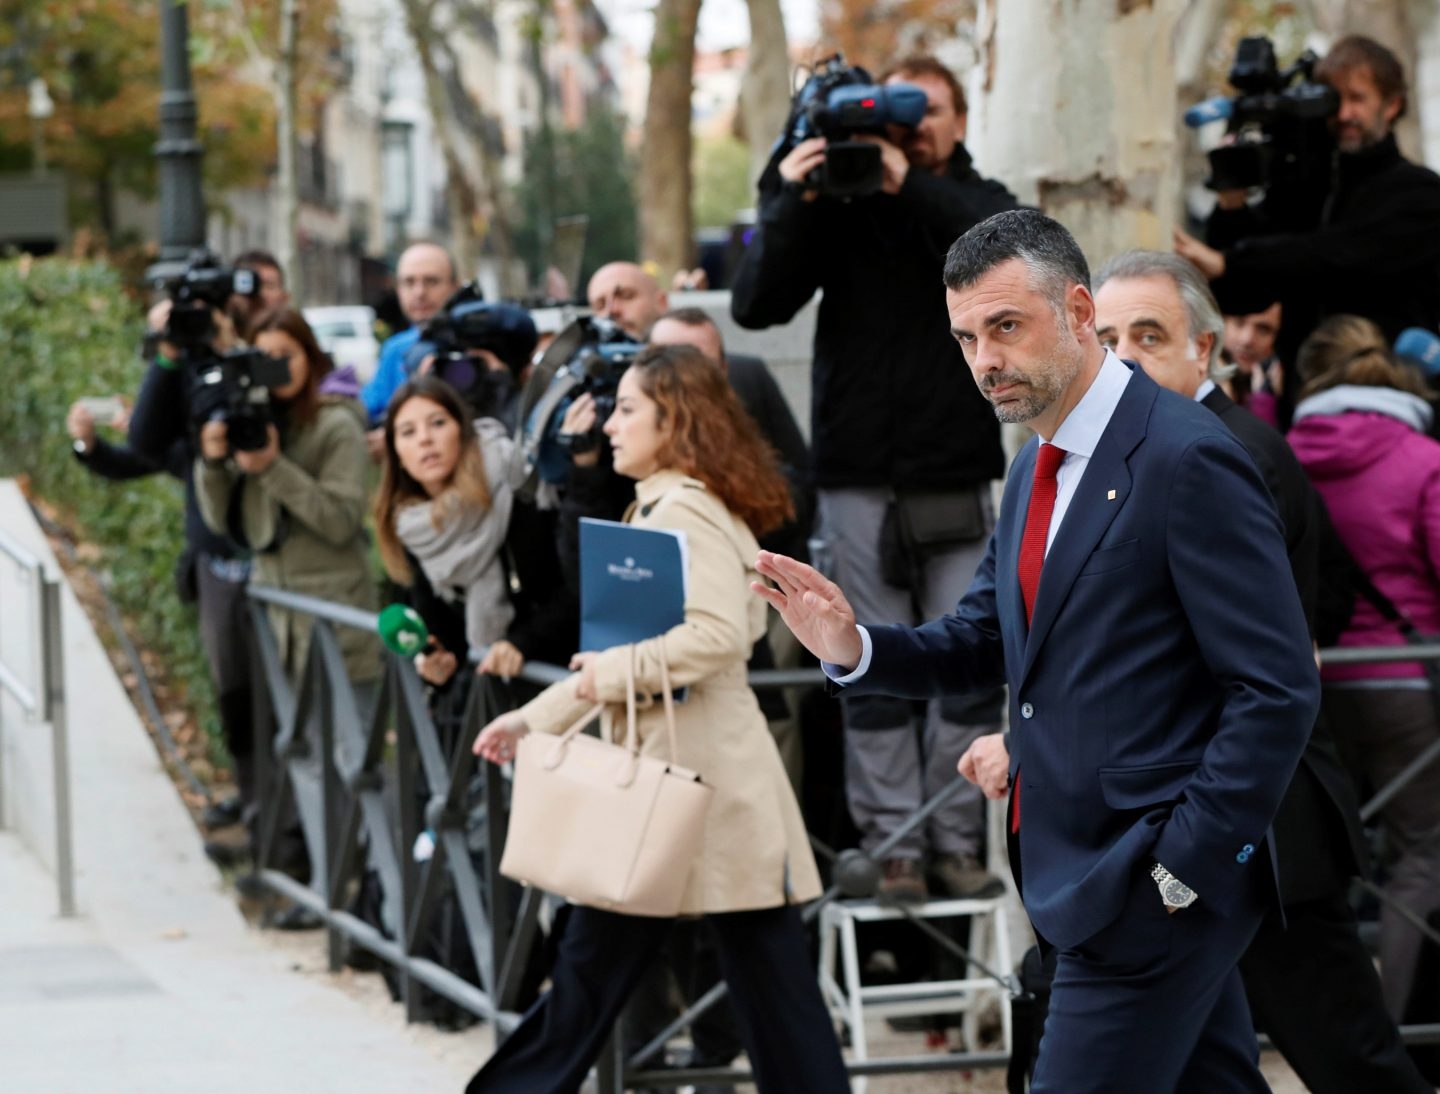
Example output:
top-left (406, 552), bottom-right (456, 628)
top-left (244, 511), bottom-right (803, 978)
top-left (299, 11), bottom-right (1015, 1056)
top-left (0, 481), bottom-right (484, 1091)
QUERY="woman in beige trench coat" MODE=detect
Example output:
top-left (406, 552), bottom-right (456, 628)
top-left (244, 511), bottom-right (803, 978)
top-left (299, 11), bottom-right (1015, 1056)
top-left (467, 345), bottom-right (848, 1094)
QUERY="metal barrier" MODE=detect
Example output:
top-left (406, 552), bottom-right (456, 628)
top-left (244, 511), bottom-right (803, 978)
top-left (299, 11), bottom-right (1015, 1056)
top-left (0, 528), bottom-right (75, 917)
top-left (239, 582), bottom-right (1440, 1087)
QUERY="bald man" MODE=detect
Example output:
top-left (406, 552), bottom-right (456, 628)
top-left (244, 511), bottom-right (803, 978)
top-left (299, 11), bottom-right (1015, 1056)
top-left (586, 262), bottom-right (667, 340)
top-left (361, 242), bottom-right (461, 427)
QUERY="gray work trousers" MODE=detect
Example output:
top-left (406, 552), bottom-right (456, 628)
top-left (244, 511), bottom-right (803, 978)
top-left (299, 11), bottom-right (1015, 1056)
top-left (818, 486), bottom-right (1003, 860)
top-left (1325, 684), bottom-right (1440, 1019)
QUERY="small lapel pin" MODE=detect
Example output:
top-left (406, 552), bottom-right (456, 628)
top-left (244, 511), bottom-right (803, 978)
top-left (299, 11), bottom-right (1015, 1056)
top-left (1107, 489), bottom-right (1117, 501)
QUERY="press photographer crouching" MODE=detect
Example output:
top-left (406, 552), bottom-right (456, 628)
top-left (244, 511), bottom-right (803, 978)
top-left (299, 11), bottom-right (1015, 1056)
top-left (1176, 34), bottom-right (1440, 424)
top-left (731, 53), bottom-right (1019, 902)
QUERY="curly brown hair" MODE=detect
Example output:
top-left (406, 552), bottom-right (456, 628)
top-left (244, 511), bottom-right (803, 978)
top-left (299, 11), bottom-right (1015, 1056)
top-left (371, 376), bottom-right (495, 585)
top-left (627, 344), bottom-right (794, 537)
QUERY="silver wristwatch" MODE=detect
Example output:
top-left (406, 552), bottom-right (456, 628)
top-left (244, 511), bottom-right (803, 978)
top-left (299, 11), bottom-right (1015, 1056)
top-left (1151, 862), bottom-right (1197, 910)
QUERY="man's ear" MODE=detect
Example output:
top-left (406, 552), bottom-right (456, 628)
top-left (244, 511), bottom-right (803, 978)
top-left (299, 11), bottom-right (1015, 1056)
top-left (1383, 94), bottom-right (1403, 129)
top-left (1194, 330), bottom-right (1217, 370)
top-left (1069, 283), bottom-right (1096, 338)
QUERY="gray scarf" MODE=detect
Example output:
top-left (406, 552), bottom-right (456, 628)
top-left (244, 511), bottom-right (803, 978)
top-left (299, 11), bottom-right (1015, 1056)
top-left (396, 420), bottom-right (516, 650)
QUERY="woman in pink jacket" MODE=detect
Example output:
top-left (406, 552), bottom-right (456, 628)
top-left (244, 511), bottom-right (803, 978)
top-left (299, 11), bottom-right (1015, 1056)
top-left (1289, 314), bottom-right (1440, 1021)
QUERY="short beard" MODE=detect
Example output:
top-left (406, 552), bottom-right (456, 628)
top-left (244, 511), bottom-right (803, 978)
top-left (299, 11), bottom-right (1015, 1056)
top-left (982, 347), bottom-right (1075, 424)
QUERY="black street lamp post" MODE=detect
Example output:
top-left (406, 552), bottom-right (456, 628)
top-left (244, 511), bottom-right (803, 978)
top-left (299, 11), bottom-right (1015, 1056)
top-left (150, 0), bottom-right (205, 279)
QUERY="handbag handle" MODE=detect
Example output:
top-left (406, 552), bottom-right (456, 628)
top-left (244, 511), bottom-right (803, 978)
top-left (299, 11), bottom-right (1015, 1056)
top-left (539, 637), bottom-right (682, 786)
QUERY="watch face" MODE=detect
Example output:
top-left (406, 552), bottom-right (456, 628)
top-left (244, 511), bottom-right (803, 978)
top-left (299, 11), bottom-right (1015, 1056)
top-left (1163, 878), bottom-right (1195, 906)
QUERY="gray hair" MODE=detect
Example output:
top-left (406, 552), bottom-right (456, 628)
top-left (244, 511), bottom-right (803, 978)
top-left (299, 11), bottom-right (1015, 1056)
top-left (943, 210), bottom-right (1091, 318)
top-left (1093, 250), bottom-right (1233, 381)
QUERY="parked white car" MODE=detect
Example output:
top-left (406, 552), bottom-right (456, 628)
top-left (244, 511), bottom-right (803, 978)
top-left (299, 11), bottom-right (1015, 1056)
top-left (303, 305), bottom-right (380, 384)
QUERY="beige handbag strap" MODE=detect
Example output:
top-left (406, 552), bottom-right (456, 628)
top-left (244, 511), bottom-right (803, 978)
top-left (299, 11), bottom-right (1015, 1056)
top-left (655, 637), bottom-right (680, 765)
top-left (541, 639), bottom-right (681, 781)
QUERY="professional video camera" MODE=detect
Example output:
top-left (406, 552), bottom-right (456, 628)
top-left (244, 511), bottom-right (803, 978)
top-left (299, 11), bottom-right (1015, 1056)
top-left (514, 316), bottom-right (644, 493)
top-left (1185, 37), bottom-right (1338, 194)
top-left (421, 285), bottom-right (539, 418)
top-left (152, 248), bottom-right (262, 356)
top-left (768, 54), bottom-right (927, 199)
top-left (188, 349), bottom-right (292, 452)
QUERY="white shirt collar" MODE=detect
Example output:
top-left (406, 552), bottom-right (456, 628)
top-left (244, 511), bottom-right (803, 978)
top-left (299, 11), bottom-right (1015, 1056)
top-left (1049, 348), bottom-right (1133, 459)
top-left (1195, 378), bottom-right (1216, 402)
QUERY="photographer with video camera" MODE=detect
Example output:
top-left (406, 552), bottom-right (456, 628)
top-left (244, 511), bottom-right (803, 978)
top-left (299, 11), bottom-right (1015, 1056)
top-left (1176, 35), bottom-right (1440, 424)
top-left (193, 307), bottom-right (379, 690)
top-left (731, 54), bottom-right (1019, 902)
top-left (116, 254), bottom-right (279, 843)
top-left (188, 308), bottom-right (378, 927)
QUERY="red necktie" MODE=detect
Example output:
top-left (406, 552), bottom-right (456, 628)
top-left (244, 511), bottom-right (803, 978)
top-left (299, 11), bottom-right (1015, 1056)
top-left (1012, 442), bottom-right (1066, 834)
top-left (1018, 443), bottom-right (1067, 626)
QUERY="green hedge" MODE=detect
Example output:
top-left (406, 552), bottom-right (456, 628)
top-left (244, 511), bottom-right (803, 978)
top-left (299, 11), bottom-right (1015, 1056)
top-left (0, 257), bottom-right (220, 758)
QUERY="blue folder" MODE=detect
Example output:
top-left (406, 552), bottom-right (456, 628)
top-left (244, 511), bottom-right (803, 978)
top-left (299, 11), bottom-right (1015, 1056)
top-left (579, 518), bottom-right (689, 652)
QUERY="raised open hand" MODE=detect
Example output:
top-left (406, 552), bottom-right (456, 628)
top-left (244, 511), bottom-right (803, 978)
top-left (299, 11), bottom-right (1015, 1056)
top-left (752, 550), bottom-right (863, 671)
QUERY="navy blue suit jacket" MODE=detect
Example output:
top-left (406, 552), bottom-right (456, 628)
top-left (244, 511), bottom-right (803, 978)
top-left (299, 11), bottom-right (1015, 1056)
top-left (845, 365), bottom-right (1318, 949)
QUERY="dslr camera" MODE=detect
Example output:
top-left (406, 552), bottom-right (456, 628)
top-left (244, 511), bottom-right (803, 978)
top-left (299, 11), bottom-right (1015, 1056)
top-left (515, 316), bottom-right (644, 491)
top-left (771, 54), bottom-right (927, 199)
top-left (1185, 37), bottom-right (1338, 194)
top-left (421, 285), bottom-right (539, 419)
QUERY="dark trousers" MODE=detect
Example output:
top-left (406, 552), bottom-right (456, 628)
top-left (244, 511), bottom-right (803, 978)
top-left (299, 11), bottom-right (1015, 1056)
top-left (622, 918), bottom-right (744, 1065)
top-left (1241, 891), bottom-right (1431, 1094)
top-left (465, 904), bottom-right (849, 1094)
top-left (1031, 864), bottom-right (1269, 1093)
top-left (195, 557), bottom-right (254, 805)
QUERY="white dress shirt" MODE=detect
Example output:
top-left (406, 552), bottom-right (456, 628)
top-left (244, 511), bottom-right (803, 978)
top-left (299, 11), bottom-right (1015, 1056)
top-left (828, 349), bottom-right (1134, 683)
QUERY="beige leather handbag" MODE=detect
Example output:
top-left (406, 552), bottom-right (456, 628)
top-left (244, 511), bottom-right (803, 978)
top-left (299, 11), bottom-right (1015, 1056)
top-left (499, 642), bottom-right (713, 917)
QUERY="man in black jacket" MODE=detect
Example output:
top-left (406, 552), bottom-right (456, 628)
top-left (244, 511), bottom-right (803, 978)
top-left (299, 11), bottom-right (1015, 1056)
top-left (67, 395), bottom-right (256, 837)
top-left (731, 54), bottom-right (1019, 901)
top-left (1175, 35), bottom-right (1440, 424)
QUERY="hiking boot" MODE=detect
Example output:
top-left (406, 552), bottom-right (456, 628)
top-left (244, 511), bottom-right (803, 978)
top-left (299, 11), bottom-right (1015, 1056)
top-left (930, 853), bottom-right (1005, 900)
top-left (878, 858), bottom-right (929, 903)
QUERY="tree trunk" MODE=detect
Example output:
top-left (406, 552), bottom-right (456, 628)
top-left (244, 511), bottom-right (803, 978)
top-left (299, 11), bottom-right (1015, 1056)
top-left (275, 0), bottom-right (303, 302)
top-left (967, 0), bottom-right (1184, 262)
top-left (639, 0), bottom-right (702, 281)
top-left (738, 0), bottom-right (791, 188)
top-left (399, 0), bottom-right (480, 281)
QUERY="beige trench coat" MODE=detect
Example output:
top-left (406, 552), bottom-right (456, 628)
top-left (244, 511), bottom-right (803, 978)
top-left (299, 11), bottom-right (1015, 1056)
top-left (519, 469), bottom-right (822, 915)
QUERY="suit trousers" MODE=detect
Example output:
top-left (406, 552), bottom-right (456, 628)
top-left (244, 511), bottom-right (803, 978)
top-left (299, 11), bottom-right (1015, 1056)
top-left (819, 487), bottom-right (1002, 859)
top-left (1241, 892), bottom-right (1430, 1093)
top-left (465, 903), bottom-right (850, 1094)
top-left (1031, 862), bottom-right (1270, 1093)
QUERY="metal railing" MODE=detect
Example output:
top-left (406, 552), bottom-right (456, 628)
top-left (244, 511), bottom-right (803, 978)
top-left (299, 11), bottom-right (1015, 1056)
top-left (0, 528), bottom-right (75, 917)
top-left (238, 582), bottom-right (1440, 1088)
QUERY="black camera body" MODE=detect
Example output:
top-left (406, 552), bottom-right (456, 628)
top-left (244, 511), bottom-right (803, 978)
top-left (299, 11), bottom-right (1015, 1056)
top-left (1186, 37), bottom-right (1338, 195)
top-left (154, 249), bottom-right (260, 357)
top-left (516, 316), bottom-right (644, 491)
top-left (773, 55), bottom-right (927, 199)
top-left (190, 349), bottom-right (292, 452)
top-left (422, 286), bottom-right (539, 419)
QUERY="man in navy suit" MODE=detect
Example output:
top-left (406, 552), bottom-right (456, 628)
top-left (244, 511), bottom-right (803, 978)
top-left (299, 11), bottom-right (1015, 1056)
top-left (755, 210), bottom-right (1318, 1091)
